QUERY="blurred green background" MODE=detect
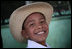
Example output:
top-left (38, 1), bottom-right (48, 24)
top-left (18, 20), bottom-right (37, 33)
top-left (1, 16), bottom-right (71, 48)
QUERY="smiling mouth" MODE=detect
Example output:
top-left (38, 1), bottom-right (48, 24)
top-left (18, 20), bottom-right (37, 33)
top-left (35, 31), bottom-right (46, 35)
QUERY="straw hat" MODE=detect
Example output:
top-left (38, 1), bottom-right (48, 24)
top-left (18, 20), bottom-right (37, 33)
top-left (9, 2), bottom-right (53, 42)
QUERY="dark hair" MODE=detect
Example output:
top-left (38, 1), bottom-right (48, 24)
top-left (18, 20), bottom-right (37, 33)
top-left (22, 12), bottom-right (45, 30)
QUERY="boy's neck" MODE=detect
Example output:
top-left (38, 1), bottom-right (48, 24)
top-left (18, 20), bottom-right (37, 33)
top-left (37, 41), bottom-right (47, 47)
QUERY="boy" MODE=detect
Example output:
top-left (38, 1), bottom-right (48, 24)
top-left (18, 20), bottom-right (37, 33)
top-left (9, 2), bottom-right (53, 48)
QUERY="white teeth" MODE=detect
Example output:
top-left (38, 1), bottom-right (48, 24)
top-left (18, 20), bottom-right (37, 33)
top-left (37, 31), bottom-right (44, 35)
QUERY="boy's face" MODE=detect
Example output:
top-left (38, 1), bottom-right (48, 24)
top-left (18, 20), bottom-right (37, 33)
top-left (22, 13), bottom-right (49, 42)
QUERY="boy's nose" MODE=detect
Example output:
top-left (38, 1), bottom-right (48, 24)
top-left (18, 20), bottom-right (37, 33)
top-left (37, 24), bottom-right (43, 29)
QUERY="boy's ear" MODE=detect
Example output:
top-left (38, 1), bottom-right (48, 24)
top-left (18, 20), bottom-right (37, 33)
top-left (21, 30), bottom-right (29, 39)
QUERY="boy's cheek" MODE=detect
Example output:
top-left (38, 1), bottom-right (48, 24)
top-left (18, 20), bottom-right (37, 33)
top-left (43, 24), bottom-right (48, 29)
top-left (27, 28), bottom-right (34, 35)
top-left (44, 24), bottom-right (49, 33)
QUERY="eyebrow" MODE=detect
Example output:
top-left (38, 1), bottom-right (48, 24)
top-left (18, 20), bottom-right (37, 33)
top-left (27, 17), bottom-right (45, 24)
top-left (26, 20), bottom-right (35, 25)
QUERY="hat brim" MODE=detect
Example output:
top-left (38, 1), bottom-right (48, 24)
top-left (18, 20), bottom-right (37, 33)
top-left (9, 2), bottom-right (53, 42)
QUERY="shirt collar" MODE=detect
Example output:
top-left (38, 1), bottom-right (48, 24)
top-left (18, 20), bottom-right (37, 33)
top-left (27, 40), bottom-right (51, 48)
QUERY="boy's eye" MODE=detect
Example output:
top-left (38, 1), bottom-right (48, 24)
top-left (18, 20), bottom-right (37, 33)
top-left (29, 23), bottom-right (35, 27)
top-left (40, 20), bottom-right (45, 24)
top-left (40, 21), bottom-right (44, 23)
